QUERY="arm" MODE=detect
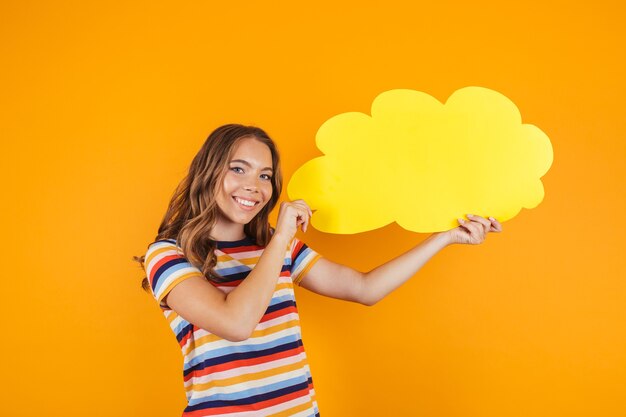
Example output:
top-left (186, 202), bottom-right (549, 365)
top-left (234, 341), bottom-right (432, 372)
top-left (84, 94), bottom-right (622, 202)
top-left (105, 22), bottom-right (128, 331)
top-left (299, 214), bottom-right (502, 306)
top-left (159, 200), bottom-right (313, 342)
top-left (300, 232), bottom-right (451, 306)
top-left (165, 233), bottom-right (292, 341)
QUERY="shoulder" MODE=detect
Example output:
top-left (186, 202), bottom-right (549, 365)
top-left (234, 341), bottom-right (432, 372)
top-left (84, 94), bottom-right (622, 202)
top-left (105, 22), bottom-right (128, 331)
top-left (145, 238), bottom-right (182, 260)
top-left (144, 239), bottom-right (189, 274)
top-left (144, 238), bottom-right (204, 301)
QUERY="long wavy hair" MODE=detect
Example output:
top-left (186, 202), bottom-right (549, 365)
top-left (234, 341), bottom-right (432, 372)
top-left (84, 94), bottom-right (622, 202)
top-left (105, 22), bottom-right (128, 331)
top-left (135, 124), bottom-right (283, 291)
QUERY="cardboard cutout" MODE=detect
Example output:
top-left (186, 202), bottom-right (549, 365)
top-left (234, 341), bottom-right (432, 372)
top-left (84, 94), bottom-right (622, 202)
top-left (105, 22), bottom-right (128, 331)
top-left (288, 87), bottom-right (553, 233)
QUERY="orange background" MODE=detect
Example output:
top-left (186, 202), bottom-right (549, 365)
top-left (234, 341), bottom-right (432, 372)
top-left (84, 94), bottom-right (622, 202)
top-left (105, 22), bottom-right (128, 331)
top-left (1, 1), bottom-right (625, 416)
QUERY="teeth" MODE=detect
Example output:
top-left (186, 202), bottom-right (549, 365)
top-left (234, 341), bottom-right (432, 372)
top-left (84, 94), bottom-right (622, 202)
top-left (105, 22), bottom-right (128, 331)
top-left (235, 197), bottom-right (256, 207)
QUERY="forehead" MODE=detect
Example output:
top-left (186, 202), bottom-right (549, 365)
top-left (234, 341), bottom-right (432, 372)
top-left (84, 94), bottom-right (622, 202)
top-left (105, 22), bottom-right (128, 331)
top-left (231, 137), bottom-right (273, 166)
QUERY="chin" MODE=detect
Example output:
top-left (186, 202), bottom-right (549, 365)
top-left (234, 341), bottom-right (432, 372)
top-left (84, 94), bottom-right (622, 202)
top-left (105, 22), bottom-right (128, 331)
top-left (237, 212), bottom-right (261, 225)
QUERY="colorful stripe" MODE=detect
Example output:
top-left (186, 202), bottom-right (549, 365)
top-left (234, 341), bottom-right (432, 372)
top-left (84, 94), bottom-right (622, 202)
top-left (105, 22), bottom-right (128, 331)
top-left (144, 236), bottom-right (321, 416)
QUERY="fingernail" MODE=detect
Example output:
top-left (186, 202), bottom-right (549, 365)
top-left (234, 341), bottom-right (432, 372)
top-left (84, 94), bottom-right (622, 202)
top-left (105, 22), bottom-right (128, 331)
top-left (467, 214), bottom-right (473, 217)
top-left (458, 218), bottom-right (465, 223)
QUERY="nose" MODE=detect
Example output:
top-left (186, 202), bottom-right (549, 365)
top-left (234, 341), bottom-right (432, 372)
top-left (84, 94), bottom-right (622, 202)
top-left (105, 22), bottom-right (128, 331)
top-left (243, 179), bottom-right (260, 192)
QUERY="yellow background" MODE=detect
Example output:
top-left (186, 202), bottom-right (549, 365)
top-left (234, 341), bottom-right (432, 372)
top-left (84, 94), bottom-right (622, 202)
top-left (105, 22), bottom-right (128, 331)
top-left (1, 1), bottom-right (624, 416)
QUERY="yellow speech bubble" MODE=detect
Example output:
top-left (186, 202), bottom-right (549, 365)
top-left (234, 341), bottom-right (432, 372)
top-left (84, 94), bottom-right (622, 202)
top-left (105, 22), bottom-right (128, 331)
top-left (288, 87), bottom-right (553, 234)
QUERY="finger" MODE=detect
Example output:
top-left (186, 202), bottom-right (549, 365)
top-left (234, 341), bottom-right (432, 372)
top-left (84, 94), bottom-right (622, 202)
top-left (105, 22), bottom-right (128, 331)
top-left (293, 201), bottom-right (313, 218)
top-left (457, 218), bottom-right (473, 234)
top-left (296, 207), bottom-right (309, 224)
top-left (299, 210), bottom-right (310, 232)
top-left (459, 218), bottom-right (482, 242)
top-left (291, 199), bottom-right (310, 210)
top-left (297, 204), bottom-right (313, 217)
top-left (292, 199), bottom-right (311, 210)
top-left (488, 217), bottom-right (503, 232)
top-left (457, 223), bottom-right (472, 235)
top-left (467, 222), bottom-right (482, 241)
top-left (458, 218), bottom-right (477, 233)
top-left (295, 208), bottom-right (307, 223)
top-left (456, 223), bottom-right (473, 244)
top-left (466, 214), bottom-right (491, 232)
top-left (289, 204), bottom-right (306, 218)
top-left (303, 215), bottom-right (309, 232)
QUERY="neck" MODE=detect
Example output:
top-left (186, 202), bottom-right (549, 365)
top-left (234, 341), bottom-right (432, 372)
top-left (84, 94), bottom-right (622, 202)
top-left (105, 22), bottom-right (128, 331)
top-left (210, 221), bottom-right (246, 242)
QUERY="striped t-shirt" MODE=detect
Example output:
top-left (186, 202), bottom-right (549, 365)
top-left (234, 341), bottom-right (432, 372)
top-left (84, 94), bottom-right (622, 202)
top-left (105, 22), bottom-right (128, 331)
top-left (144, 236), bottom-right (322, 416)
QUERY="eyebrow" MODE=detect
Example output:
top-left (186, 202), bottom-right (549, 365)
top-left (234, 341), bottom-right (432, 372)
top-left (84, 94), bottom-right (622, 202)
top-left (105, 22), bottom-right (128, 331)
top-left (229, 159), bottom-right (273, 172)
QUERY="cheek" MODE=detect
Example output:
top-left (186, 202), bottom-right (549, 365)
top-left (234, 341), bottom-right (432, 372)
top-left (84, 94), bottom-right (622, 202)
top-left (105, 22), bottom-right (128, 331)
top-left (220, 175), bottom-right (238, 195)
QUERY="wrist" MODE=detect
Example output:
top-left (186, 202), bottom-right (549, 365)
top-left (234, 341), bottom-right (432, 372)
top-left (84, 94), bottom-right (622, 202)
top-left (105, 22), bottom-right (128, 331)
top-left (270, 231), bottom-right (292, 247)
top-left (429, 231), bottom-right (454, 247)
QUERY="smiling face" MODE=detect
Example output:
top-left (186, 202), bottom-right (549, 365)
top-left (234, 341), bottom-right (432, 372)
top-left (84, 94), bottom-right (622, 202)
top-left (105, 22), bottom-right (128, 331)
top-left (213, 137), bottom-right (274, 239)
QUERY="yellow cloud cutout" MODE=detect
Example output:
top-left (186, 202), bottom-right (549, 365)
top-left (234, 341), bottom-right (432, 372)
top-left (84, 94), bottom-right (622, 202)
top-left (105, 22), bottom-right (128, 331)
top-left (287, 87), bottom-right (553, 234)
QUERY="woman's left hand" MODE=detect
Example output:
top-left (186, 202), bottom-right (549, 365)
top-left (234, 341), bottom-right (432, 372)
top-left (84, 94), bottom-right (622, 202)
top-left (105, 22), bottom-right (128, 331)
top-left (444, 214), bottom-right (503, 245)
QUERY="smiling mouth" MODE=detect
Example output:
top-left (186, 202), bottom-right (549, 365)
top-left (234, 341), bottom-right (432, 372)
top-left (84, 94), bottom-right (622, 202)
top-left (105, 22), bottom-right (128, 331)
top-left (233, 196), bottom-right (259, 208)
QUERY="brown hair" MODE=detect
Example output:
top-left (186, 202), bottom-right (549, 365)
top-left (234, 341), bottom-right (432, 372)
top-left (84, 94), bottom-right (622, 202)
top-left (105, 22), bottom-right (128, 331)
top-left (135, 124), bottom-right (283, 291)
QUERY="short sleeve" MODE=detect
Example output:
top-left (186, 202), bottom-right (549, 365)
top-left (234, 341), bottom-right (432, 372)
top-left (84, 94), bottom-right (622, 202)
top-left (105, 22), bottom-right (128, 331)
top-left (289, 238), bottom-right (322, 286)
top-left (144, 239), bottom-right (205, 308)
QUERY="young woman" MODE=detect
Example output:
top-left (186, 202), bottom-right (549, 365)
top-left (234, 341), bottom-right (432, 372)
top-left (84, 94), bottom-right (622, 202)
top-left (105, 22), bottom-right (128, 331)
top-left (138, 124), bottom-right (502, 416)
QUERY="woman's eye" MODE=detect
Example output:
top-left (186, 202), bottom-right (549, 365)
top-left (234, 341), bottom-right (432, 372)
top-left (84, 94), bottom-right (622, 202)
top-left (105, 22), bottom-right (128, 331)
top-left (230, 167), bottom-right (244, 174)
top-left (260, 174), bottom-right (272, 181)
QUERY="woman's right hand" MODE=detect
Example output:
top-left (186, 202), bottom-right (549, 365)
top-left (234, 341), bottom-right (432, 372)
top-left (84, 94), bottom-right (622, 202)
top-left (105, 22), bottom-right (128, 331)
top-left (273, 199), bottom-right (313, 243)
